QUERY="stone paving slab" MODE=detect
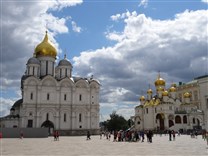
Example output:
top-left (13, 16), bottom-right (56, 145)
top-left (0, 135), bottom-right (208, 156)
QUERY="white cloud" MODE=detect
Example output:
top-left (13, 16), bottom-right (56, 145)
top-left (139, 0), bottom-right (148, 8)
top-left (73, 10), bottom-right (208, 119)
top-left (71, 21), bottom-right (82, 33)
top-left (0, 98), bottom-right (18, 117)
top-left (117, 108), bottom-right (135, 120)
top-left (0, 0), bottom-right (83, 93)
top-left (201, 0), bottom-right (208, 3)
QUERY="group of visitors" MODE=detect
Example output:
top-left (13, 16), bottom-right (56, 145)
top-left (168, 130), bottom-right (176, 141)
top-left (100, 130), bottom-right (154, 143)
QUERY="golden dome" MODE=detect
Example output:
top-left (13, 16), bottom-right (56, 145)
top-left (157, 87), bottom-right (164, 92)
top-left (155, 73), bottom-right (166, 86)
top-left (169, 86), bottom-right (176, 92)
top-left (34, 31), bottom-right (57, 58)
top-left (171, 83), bottom-right (177, 87)
top-left (147, 89), bottom-right (153, 94)
top-left (139, 96), bottom-right (145, 101)
top-left (184, 92), bottom-right (191, 98)
top-left (162, 90), bottom-right (169, 96)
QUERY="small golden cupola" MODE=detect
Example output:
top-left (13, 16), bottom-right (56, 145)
top-left (34, 31), bottom-right (57, 59)
top-left (162, 90), bottom-right (169, 96)
top-left (157, 86), bottom-right (164, 92)
top-left (155, 73), bottom-right (166, 86)
top-left (147, 89), bottom-right (153, 94)
top-left (169, 84), bottom-right (177, 92)
top-left (139, 96), bottom-right (146, 101)
top-left (184, 92), bottom-right (191, 98)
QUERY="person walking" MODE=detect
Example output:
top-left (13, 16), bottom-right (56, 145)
top-left (168, 130), bottom-right (172, 141)
top-left (87, 131), bottom-right (91, 140)
top-left (20, 131), bottom-right (23, 139)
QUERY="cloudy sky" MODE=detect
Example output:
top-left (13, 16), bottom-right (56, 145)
top-left (0, 0), bottom-right (207, 121)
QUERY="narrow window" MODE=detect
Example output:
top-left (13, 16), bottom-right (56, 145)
top-left (79, 113), bottom-right (82, 122)
top-left (146, 108), bottom-right (148, 114)
top-left (30, 93), bottom-right (33, 100)
top-left (27, 120), bottom-right (33, 128)
top-left (193, 118), bottom-right (195, 124)
top-left (175, 116), bottom-right (181, 124)
top-left (46, 113), bottom-right (49, 120)
top-left (79, 94), bottom-right (82, 101)
top-left (64, 113), bottom-right (66, 122)
top-left (206, 99), bottom-right (208, 109)
top-left (60, 69), bottom-right (61, 78)
top-left (47, 93), bottom-right (50, 100)
top-left (183, 116), bottom-right (187, 124)
top-left (46, 61), bottom-right (48, 75)
top-left (65, 68), bottom-right (67, 77)
top-left (155, 108), bottom-right (157, 113)
top-left (92, 96), bottom-right (94, 98)
top-left (64, 94), bottom-right (67, 101)
top-left (33, 67), bottom-right (35, 75)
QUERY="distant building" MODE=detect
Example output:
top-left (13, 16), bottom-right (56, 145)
top-left (0, 32), bottom-right (101, 135)
top-left (133, 74), bottom-right (208, 132)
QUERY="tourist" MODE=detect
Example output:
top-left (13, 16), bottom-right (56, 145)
top-left (100, 131), bottom-right (102, 139)
top-left (168, 130), bottom-right (172, 141)
top-left (87, 131), bottom-right (91, 140)
top-left (140, 131), bottom-right (145, 142)
top-left (172, 130), bottom-right (176, 141)
top-left (56, 131), bottom-right (59, 141)
top-left (206, 131), bottom-right (208, 146)
top-left (20, 131), bottom-right (23, 139)
top-left (149, 130), bottom-right (153, 143)
top-left (53, 131), bottom-right (57, 141)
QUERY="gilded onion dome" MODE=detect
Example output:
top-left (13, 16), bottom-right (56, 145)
top-left (139, 96), bottom-right (145, 101)
top-left (169, 86), bottom-right (176, 92)
top-left (162, 90), bottom-right (169, 96)
top-left (147, 89), bottom-right (153, 94)
top-left (157, 86), bottom-right (164, 92)
top-left (184, 92), bottom-right (191, 98)
top-left (34, 31), bottom-right (57, 58)
top-left (155, 73), bottom-right (166, 86)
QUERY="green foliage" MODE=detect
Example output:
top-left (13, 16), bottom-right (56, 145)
top-left (105, 111), bottom-right (129, 131)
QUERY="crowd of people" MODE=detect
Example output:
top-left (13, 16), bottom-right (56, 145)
top-left (99, 129), bottom-right (208, 146)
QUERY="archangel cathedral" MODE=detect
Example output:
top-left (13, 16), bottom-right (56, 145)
top-left (0, 32), bottom-right (100, 135)
top-left (133, 74), bottom-right (208, 132)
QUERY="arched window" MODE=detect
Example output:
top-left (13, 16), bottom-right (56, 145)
top-left (79, 94), bottom-right (82, 101)
top-left (46, 113), bottom-right (49, 120)
top-left (183, 116), bottom-right (187, 124)
top-left (193, 118), bottom-right (195, 124)
top-left (64, 113), bottom-right (66, 122)
top-left (79, 113), bottom-right (82, 122)
top-left (175, 115), bottom-right (181, 124)
top-left (30, 93), bottom-right (33, 100)
top-left (47, 93), bottom-right (50, 100)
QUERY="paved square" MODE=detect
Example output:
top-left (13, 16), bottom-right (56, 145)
top-left (0, 135), bottom-right (208, 156)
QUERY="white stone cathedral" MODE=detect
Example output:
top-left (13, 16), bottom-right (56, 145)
top-left (0, 32), bottom-right (101, 135)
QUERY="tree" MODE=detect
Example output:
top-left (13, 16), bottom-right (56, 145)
top-left (105, 111), bottom-right (129, 131)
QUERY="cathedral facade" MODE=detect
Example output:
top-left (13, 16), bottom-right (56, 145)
top-left (133, 74), bottom-right (208, 132)
top-left (0, 32), bottom-right (100, 135)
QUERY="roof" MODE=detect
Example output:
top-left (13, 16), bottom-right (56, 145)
top-left (12, 99), bottom-right (23, 108)
top-left (194, 74), bottom-right (208, 80)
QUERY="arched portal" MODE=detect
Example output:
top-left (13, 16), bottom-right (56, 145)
top-left (41, 120), bottom-right (54, 135)
top-left (168, 115), bottom-right (174, 128)
top-left (156, 113), bottom-right (165, 130)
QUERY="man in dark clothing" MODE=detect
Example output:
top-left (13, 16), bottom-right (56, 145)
top-left (169, 130), bottom-right (172, 141)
